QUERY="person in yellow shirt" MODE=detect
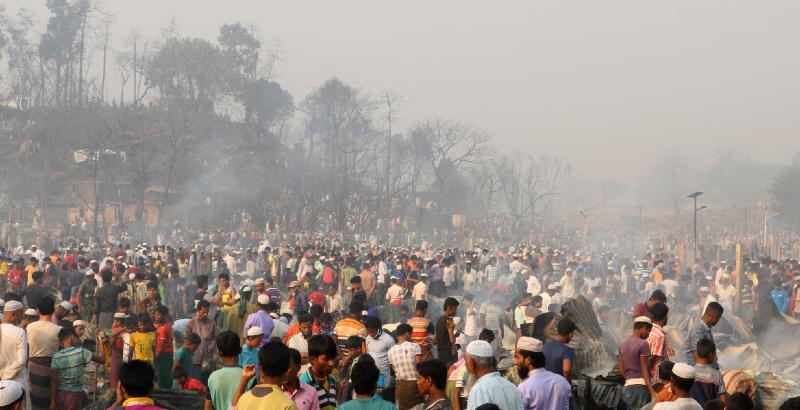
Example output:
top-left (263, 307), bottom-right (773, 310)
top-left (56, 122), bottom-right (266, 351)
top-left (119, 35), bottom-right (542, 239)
top-left (130, 313), bottom-right (156, 364)
top-left (232, 341), bottom-right (297, 410)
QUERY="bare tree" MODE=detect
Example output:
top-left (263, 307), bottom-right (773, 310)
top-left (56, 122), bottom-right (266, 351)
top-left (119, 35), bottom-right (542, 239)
top-left (409, 118), bottom-right (491, 210)
top-left (497, 153), bottom-right (566, 227)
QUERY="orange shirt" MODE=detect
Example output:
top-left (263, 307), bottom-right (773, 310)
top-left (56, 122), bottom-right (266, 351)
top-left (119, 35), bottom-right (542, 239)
top-left (656, 384), bottom-right (677, 403)
top-left (283, 323), bottom-right (320, 344)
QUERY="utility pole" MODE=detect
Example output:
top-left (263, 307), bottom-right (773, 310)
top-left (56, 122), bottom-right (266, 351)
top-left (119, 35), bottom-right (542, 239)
top-left (579, 207), bottom-right (588, 247)
top-left (687, 192), bottom-right (705, 257)
top-left (763, 203), bottom-right (779, 253)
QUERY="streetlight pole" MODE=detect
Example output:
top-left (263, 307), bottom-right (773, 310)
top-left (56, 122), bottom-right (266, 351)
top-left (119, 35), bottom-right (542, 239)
top-left (687, 192), bottom-right (704, 256)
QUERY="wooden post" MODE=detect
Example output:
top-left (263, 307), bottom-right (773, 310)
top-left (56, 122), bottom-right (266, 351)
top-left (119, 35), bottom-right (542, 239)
top-left (735, 243), bottom-right (743, 315)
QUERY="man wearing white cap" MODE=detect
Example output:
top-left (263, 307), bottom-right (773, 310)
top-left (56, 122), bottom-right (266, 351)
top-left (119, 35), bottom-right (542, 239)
top-left (538, 285), bottom-right (555, 312)
top-left (715, 273), bottom-right (735, 312)
top-left (618, 316), bottom-right (656, 410)
top-left (0, 380), bottom-right (25, 410)
top-left (698, 287), bottom-right (716, 314)
top-left (653, 363), bottom-right (702, 410)
top-left (243, 294), bottom-right (275, 347)
top-left (0, 300), bottom-right (28, 408)
top-left (515, 336), bottom-right (570, 410)
top-left (464, 340), bottom-right (523, 410)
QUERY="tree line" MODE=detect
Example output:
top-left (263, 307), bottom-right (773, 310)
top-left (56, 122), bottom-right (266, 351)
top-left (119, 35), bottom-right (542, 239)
top-left (0, 1), bottom-right (566, 237)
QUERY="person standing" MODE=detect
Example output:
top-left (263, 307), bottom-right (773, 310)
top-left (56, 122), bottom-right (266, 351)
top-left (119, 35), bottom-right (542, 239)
top-left (653, 364), bottom-right (703, 410)
top-left (647, 303), bottom-right (671, 383)
top-left (415, 360), bottom-right (451, 410)
top-left (389, 324), bottom-right (424, 410)
top-left (364, 317), bottom-right (395, 391)
top-left (153, 306), bottom-right (173, 389)
top-left (243, 294), bottom-right (275, 347)
top-left (186, 300), bottom-right (218, 385)
top-left (619, 316), bottom-right (656, 410)
top-left (541, 319), bottom-right (576, 384)
top-left (515, 337), bottom-right (571, 410)
top-left (208, 331), bottom-right (244, 410)
top-left (338, 356), bottom-right (395, 410)
top-left (232, 341), bottom-right (297, 410)
top-left (464, 340), bottom-right (523, 410)
top-left (435, 297), bottom-right (459, 367)
top-left (94, 271), bottom-right (127, 330)
top-left (27, 297), bottom-right (61, 410)
top-left (50, 327), bottom-right (105, 410)
top-left (407, 300), bottom-right (434, 361)
top-left (76, 272), bottom-right (96, 322)
top-left (385, 277), bottom-right (405, 323)
top-left (682, 302), bottom-right (723, 368)
top-left (22, 271), bottom-right (48, 315)
top-left (298, 335), bottom-right (339, 410)
top-left (0, 301), bottom-right (28, 405)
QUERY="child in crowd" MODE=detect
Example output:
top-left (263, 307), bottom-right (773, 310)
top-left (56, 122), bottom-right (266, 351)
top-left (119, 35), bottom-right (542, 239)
top-left (239, 327), bottom-right (262, 389)
top-left (656, 361), bottom-right (677, 402)
top-left (130, 313), bottom-right (157, 364)
top-left (173, 366), bottom-right (207, 398)
top-left (173, 332), bottom-right (201, 378)
top-left (51, 327), bottom-right (105, 410)
top-left (690, 339), bottom-right (727, 407)
top-left (207, 331), bottom-right (243, 410)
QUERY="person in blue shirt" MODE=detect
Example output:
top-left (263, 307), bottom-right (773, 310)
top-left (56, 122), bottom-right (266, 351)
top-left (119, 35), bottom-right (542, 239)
top-left (238, 326), bottom-right (262, 388)
top-left (770, 275), bottom-right (789, 314)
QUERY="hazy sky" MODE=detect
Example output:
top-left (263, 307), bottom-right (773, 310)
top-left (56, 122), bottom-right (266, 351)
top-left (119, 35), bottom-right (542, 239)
top-left (6, 1), bottom-right (800, 179)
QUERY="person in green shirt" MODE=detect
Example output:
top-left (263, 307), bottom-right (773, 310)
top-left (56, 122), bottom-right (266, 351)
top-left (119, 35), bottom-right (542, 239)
top-left (51, 326), bottom-right (105, 410)
top-left (207, 331), bottom-right (243, 410)
top-left (173, 333), bottom-right (200, 379)
top-left (338, 355), bottom-right (396, 410)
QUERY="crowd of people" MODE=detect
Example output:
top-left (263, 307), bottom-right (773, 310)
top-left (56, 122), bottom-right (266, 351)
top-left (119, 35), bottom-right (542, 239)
top-left (0, 237), bottom-right (796, 410)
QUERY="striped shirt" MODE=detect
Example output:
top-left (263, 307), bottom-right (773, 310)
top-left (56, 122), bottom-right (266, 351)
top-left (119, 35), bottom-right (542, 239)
top-left (51, 346), bottom-right (92, 392)
top-left (334, 318), bottom-right (366, 348)
top-left (299, 368), bottom-right (336, 410)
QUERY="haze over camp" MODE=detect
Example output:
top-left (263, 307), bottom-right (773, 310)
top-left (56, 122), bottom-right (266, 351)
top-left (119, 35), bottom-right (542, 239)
top-left (0, 1), bottom-right (799, 410)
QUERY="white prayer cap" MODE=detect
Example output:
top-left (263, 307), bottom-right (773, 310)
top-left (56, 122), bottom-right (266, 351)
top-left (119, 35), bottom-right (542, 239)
top-left (85, 271), bottom-right (94, 276)
top-left (24, 309), bottom-right (36, 316)
top-left (466, 340), bottom-right (494, 358)
top-left (547, 284), bottom-right (558, 290)
top-left (241, 286), bottom-right (252, 293)
top-left (634, 316), bottom-right (652, 325)
top-left (73, 320), bottom-right (86, 327)
top-left (60, 301), bottom-right (73, 312)
top-left (128, 273), bottom-right (136, 280)
top-left (3, 301), bottom-right (23, 312)
top-left (114, 312), bottom-right (128, 319)
top-left (705, 275), bottom-right (713, 281)
top-left (672, 363), bottom-right (696, 379)
top-left (90, 260), bottom-right (97, 265)
top-left (517, 337), bottom-right (543, 353)
top-left (0, 299), bottom-right (5, 308)
top-left (721, 273), bottom-right (731, 280)
top-left (0, 380), bottom-right (24, 406)
top-left (257, 294), bottom-right (270, 305)
top-left (246, 326), bottom-right (264, 337)
top-left (699, 287), bottom-right (710, 292)
top-left (254, 278), bottom-right (265, 285)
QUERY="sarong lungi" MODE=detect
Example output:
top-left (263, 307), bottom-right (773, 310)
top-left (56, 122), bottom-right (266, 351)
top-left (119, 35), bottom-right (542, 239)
top-left (29, 356), bottom-right (53, 410)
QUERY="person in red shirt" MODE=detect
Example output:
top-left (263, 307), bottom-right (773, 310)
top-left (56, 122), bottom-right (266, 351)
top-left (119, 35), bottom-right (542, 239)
top-left (8, 260), bottom-right (25, 293)
top-left (308, 282), bottom-right (326, 308)
top-left (322, 262), bottom-right (337, 286)
top-left (173, 366), bottom-right (206, 398)
top-left (632, 290), bottom-right (667, 319)
top-left (153, 306), bottom-right (174, 389)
